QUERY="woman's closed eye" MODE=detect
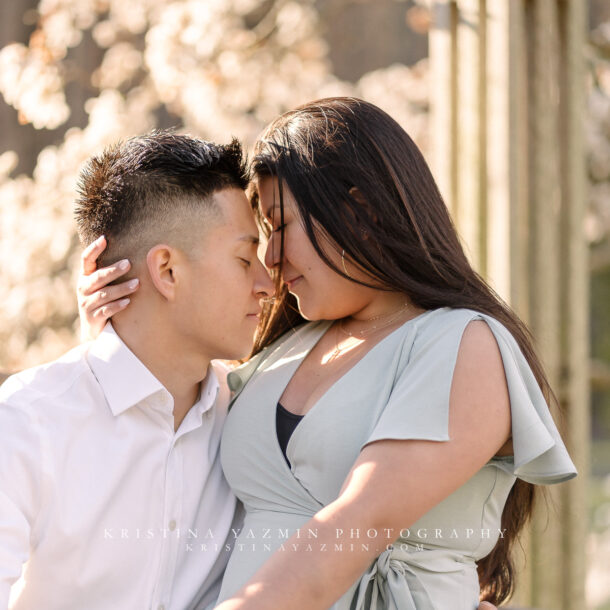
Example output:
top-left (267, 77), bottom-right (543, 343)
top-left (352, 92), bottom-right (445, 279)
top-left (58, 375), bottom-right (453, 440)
top-left (239, 258), bottom-right (251, 268)
top-left (273, 223), bottom-right (286, 233)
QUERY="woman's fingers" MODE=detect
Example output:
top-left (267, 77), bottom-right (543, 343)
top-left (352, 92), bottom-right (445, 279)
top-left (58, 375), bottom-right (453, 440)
top-left (80, 235), bottom-right (107, 275)
top-left (83, 279), bottom-right (139, 313)
top-left (76, 237), bottom-right (137, 341)
top-left (78, 259), bottom-right (131, 297)
top-left (80, 296), bottom-right (132, 341)
top-left (91, 298), bottom-right (133, 321)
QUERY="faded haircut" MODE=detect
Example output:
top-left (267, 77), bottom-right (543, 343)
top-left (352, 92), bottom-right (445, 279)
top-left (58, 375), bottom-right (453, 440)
top-left (74, 131), bottom-right (248, 267)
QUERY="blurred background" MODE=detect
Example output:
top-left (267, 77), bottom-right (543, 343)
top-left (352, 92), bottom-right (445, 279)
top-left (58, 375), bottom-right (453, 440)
top-left (0, 0), bottom-right (608, 608)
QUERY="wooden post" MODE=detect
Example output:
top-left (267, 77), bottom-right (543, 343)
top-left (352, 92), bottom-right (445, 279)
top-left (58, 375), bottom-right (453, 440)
top-left (429, 0), bottom-right (588, 607)
top-left (455, 0), bottom-right (486, 272)
top-left (429, 0), bottom-right (458, 218)
top-left (558, 1), bottom-right (589, 607)
top-left (527, 2), bottom-right (564, 607)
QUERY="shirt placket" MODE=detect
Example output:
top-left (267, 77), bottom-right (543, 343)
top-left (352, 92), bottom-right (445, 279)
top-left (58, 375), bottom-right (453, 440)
top-left (150, 395), bottom-right (184, 610)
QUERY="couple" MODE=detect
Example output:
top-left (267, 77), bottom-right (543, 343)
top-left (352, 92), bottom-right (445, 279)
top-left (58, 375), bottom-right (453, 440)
top-left (0, 97), bottom-right (576, 609)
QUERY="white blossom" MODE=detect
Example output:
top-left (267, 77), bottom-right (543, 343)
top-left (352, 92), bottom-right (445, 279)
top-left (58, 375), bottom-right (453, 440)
top-left (0, 0), bottom-right (607, 371)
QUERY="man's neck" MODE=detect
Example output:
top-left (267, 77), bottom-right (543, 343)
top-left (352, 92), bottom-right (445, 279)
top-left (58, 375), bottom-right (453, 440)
top-left (110, 316), bottom-right (211, 432)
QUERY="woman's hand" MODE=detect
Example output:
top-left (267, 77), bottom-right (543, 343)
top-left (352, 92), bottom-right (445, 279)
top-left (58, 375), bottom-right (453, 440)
top-left (77, 236), bottom-right (139, 341)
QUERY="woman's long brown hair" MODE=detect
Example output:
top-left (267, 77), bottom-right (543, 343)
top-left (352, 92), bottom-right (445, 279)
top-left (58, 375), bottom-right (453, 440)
top-left (248, 97), bottom-right (550, 605)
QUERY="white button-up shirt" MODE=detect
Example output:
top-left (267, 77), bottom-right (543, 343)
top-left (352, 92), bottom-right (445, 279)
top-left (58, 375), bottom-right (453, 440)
top-left (0, 323), bottom-right (237, 610)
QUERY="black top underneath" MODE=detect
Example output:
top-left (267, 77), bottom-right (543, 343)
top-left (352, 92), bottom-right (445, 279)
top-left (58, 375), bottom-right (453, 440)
top-left (276, 402), bottom-right (304, 466)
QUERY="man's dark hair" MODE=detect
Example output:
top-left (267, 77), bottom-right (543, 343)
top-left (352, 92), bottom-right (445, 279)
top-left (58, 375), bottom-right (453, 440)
top-left (74, 131), bottom-right (248, 266)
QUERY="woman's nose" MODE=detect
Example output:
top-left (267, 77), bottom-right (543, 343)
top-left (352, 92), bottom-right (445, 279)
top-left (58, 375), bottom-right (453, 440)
top-left (254, 260), bottom-right (274, 298)
top-left (264, 232), bottom-right (280, 269)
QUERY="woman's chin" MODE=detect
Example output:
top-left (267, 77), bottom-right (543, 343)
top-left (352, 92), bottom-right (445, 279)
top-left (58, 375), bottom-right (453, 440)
top-left (291, 295), bottom-right (308, 320)
top-left (294, 301), bottom-right (326, 322)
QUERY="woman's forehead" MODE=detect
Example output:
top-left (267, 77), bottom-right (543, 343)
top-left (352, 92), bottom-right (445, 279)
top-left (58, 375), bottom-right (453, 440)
top-left (256, 176), bottom-right (290, 218)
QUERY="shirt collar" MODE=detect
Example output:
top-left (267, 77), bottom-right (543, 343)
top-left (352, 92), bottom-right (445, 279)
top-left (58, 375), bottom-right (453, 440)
top-left (87, 322), bottom-right (167, 416)
top-left (193, 363), bottom-right (220, 417)
top-left (87, 323), bottom-right (220, 419)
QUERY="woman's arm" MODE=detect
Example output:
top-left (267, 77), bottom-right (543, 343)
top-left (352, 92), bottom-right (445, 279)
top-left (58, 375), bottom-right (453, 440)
top-left (215, 320), bottom-right (510, 609)
top-left (76, 236), bottom-right (139, 340)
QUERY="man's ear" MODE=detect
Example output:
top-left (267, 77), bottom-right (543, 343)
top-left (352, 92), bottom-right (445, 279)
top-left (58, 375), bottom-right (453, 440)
top-left (146, 244), bottom-right (177, 301)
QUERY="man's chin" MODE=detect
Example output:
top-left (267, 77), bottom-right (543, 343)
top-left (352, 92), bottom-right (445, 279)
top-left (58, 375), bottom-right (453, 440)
top-left (218, 341), bottom-right (255, 363)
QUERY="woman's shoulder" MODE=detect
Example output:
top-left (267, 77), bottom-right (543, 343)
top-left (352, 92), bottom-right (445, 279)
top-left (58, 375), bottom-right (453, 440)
top-left (409, 307), bottom-right (482, 342)
top-left (413, 307), bottom-right (512, 338)
top-left (405, 307), bottom-right (521, 366)
top-left (226, 320), bottom-right (329, 394)
top-left (415, 306), bottom-right (489, 326)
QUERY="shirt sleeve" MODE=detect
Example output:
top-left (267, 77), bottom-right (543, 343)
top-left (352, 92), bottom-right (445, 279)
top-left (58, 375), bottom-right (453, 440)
top-left (0, 383), bottom-right (42, 607)
top-left (362, 309), bottom-right (577, 486)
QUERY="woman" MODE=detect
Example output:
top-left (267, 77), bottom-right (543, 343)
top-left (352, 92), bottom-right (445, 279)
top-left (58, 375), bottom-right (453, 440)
top-left (78, 98), bottom-right (576, 609)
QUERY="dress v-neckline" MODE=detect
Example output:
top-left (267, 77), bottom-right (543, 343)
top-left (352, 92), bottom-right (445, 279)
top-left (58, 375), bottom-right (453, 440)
top-left (274, 310), bottom-right (435, 471)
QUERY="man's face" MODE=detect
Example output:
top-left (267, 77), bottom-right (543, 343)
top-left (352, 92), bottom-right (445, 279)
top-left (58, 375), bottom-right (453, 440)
top-left (172, 187), bottom-right (273, 361)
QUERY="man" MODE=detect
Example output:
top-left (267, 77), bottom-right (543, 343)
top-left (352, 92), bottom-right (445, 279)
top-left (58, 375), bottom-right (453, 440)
top-left (0, 132), bottom-right (273, 609)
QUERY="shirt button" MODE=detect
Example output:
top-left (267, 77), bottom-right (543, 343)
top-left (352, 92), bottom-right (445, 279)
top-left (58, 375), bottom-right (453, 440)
top-left (169, 520), bottom-right (176, 531)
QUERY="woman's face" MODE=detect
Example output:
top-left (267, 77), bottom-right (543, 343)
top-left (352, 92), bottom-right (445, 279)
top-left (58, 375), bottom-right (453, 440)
top-left (257, 176), bottom-right (380, 321)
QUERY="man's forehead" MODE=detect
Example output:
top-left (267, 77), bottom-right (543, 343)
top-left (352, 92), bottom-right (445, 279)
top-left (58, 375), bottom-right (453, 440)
top-left (237, 234), bottom-right (260, 245)
top-left (206, 188), bottom-right (262, 243)
top-left (210, 185), bottom-right (248, 204)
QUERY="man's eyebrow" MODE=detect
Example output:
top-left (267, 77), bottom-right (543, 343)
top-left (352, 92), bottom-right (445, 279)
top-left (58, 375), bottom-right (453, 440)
top-left (238, 235), bottom-right (260, 245)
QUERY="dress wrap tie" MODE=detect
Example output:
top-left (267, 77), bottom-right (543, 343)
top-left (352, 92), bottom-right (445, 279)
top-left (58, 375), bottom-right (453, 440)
top-left (351, 545), bottom-right (475, 610)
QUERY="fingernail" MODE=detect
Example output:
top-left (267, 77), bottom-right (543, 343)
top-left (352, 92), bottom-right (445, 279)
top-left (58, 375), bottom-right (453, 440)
top-left (119, 298), bottom-right (130, 307)
top-left (118, 259), bottom-right (130, 270)
top-left (97, 235), bottom-right (105, 243)
top-left (128, 279), bottom-right (139, 289)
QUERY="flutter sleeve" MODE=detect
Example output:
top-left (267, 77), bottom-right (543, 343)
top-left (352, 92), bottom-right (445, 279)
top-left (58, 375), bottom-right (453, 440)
top-left (362, 308), bottom-right (577, 485)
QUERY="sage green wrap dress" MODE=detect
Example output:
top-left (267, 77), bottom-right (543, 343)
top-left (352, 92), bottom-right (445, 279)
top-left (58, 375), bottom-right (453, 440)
top-left (216, 307), bottom-right (577, 609)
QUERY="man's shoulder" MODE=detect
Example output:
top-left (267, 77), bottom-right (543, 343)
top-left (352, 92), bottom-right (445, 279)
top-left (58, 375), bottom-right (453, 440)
top-left (0, 343), bottom-right (90, 412)
top-left (211, 359), bottom-right (233, 379)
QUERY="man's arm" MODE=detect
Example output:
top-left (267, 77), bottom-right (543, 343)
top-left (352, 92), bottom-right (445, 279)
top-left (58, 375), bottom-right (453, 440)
top-left (0, 399), bottom-right (41, 607)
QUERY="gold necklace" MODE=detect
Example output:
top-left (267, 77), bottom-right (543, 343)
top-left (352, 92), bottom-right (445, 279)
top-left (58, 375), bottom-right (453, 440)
top-left (358, 302), bottom-right (409, 323)
top-left (326, 331), bottom-right (343, 363)
top-left (339, 303), bottom-right (411, 338)
top-left (326, 323), bottom-right (358, 362)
